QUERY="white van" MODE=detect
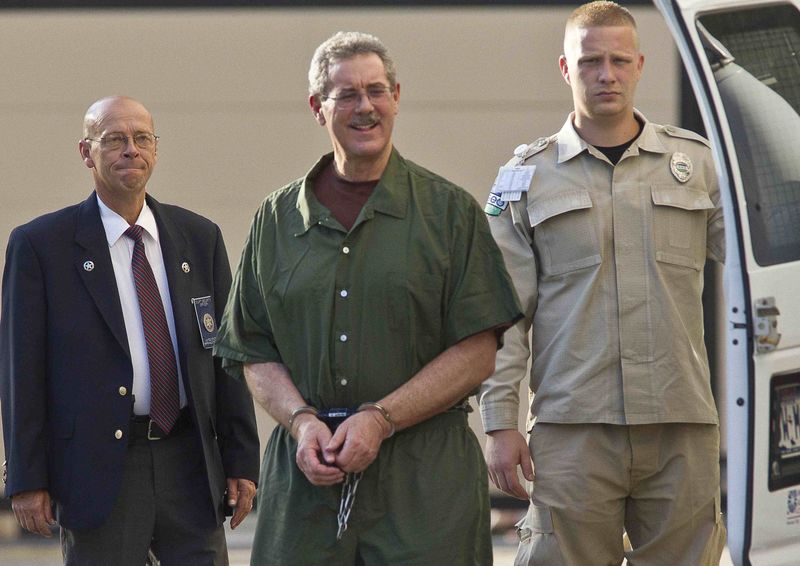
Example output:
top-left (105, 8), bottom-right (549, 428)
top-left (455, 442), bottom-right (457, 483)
top-left (656, 0), bottom-right (800, 563)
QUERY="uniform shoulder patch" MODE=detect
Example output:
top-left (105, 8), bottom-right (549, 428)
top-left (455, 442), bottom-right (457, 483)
top-left (484, 191), bottom-right (508, 216)
top-left (661, 125), bottom-right (711, 148)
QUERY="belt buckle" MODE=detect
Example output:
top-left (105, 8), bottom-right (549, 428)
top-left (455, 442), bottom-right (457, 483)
top-left (147, 420), bottom-right (163, 441)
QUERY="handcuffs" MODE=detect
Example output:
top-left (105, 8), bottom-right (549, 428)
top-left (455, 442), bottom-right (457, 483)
top-left (288, 402), bottom-right (395, 539)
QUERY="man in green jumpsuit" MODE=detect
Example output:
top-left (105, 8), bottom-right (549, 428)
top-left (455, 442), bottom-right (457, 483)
top-left (214, 31), bottom-right (522, 565)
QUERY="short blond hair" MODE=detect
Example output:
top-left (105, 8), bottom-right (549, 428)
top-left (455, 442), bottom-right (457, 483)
top-left (567, 1), bottom-right (637, 29)
top-left (565, 1), bottom-right (639, 50)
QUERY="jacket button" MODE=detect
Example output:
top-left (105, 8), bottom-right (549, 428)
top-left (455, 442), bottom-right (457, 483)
top-left (114, 430), bottom-right (123, 440)
top-left (119, 386), bottom-right (127, 396)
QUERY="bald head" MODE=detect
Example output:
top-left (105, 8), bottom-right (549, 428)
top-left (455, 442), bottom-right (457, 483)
top-left (82, 96), bottom-right (154, 140)
top-left (78, 95), bottom-right (159, 223)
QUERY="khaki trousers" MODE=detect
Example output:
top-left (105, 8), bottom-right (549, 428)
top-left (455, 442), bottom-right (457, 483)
top-left (515, 423), bottom-right (726, 566)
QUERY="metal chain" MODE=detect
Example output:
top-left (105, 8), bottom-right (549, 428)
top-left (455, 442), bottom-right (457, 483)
top-left (337, 471), bottom-right (363, 540)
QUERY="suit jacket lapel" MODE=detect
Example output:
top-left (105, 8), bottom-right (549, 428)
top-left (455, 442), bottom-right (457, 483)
top-left (147, 195), bottom-right (193, 387)
top-left (73, 193), bottom-right (130, 358)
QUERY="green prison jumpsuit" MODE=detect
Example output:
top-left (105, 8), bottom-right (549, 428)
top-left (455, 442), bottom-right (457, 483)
top-left (215, 149), bottom-right (522, 565)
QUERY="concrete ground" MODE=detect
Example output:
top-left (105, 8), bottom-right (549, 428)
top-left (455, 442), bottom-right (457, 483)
top-left (0, 509), bottom-right (733, 565)
top-left (0, 510), bottom-right (518, 566)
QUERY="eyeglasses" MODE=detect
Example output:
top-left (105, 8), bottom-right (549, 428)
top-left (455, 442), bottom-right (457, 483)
top-left (84, 132), bottom-right (159, 151)
top-left (322, 86), bottom-right (394, 109)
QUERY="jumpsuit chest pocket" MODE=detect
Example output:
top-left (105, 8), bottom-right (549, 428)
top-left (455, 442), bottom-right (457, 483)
top-left (528, 189), bottom-right (601, 276)
top-left (651, 185), bottom-right (714, 270)
top-left (267, 245), bottom-right (328, 330)
top-left (382, 269), bottom-right (446, 371)
top-left (387, 270), bottom-right (444, 339)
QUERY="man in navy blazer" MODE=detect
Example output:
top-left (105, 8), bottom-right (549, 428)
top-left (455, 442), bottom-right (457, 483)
top-left (0, 96), bottom-right (259, 565)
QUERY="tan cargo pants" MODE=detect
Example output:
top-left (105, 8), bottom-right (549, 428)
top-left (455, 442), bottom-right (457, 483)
top-left (514, 423), bottom-right (726, 566)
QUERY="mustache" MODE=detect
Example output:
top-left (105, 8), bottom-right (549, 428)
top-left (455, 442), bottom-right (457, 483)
top-left (350, 113), bottom-right (380, 127)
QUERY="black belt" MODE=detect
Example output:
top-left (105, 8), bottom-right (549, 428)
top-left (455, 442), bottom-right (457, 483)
top-left (317, 408), bottom-right (357, 432)
top-left (130, 408), bottom-right (192, 441)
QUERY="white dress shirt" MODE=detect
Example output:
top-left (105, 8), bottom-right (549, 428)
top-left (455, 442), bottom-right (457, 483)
top-left (97, 194), bottom-right (187, 415)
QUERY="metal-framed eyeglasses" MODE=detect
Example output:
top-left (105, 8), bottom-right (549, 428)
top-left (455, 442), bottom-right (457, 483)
top-left (84, 132), bottom-right (159, 151)
top-left (321, 86), bottom-right (394, 109)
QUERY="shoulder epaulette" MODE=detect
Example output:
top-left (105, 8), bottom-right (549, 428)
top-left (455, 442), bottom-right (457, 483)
top-left (509, 136), bottom-right (552, 164)
top-left (660, 125), bottom-right (711, 148)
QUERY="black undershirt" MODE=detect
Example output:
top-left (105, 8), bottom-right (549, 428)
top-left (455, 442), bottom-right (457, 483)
top-left (593, 119), bottom-right (645, 165)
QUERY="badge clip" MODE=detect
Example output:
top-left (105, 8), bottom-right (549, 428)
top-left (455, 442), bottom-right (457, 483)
top-left (191, 296), bottom-right (218, 349)
top-left (493, 164), bottom-right (536, 202)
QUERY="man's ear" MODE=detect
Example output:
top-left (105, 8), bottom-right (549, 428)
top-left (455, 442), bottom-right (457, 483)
top-left (558, 55), bottom-right (571, 86)
top-left (392, 83), bottom-right (400, 115)
top-left (309, 95), bottom-right (326, 126)
top-left (78, 139), bottom-right (95, 169)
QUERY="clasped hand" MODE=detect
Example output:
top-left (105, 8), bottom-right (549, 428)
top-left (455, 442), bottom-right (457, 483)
top-left (294, 410), bottom-right (390, 486)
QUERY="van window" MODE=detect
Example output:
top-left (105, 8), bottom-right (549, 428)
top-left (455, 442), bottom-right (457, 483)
top-left (700, 5), bottom-right (800, 266)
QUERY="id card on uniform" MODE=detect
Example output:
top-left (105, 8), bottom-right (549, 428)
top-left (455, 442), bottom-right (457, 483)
top-left (493, 165), bottom-right (536, 202)
top-left (191, 296), bottom-right (218, 349)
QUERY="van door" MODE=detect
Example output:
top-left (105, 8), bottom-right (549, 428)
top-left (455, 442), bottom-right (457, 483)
top-left (654, 0), bottom-right (800, 564)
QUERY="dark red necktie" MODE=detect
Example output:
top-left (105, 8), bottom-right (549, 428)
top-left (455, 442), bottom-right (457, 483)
top-left (125, 224), bottom-right (180, 434)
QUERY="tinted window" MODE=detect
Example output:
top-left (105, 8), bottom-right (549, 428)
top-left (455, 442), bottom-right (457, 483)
top-left (700, 5), bottom-right (800, 266)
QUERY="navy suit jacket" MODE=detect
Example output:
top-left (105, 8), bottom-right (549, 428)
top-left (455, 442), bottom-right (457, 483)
top-left (0, 193), bottom-right (259, 530)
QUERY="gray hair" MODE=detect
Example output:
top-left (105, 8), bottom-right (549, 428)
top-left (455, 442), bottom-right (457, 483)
top-left (308, 31), bottom-right (397, 97)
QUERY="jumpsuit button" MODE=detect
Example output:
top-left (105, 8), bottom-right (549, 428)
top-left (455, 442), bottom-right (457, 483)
top-left (339, 334), bottom-right (348, 342)
top-left (340, 289), bottom-right (348, 298)
top-left (114, 430), bottom-right (123, 440)
top-left (342, 246), bottom-right (350, 254)
top-left (119, 386), bottom-right (128, 396)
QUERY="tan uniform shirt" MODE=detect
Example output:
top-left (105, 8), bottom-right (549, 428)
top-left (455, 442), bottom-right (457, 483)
top-left (480, 111), bottom-right (725, 431)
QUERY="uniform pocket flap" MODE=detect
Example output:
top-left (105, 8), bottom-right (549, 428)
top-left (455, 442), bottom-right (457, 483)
top-left (655, 251), bottom-right (703, 270)
top-left (515, 513), bottom-right (532, 543)
top-left (651, 185), bottom-right (714, 211)
top-left (529, 503), bottom-right (555, 534)
top-left (528, 190), bottom-right (592, 227)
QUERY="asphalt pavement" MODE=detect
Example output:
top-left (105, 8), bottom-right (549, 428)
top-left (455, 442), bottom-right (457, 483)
top-left (0, 509), bottom-right (732, 565)
top-left (0, 509), bottom-right (517, 565)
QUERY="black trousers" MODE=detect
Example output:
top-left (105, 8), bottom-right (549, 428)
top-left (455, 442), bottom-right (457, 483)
top-left (61, 422), bottom-right (228, 566)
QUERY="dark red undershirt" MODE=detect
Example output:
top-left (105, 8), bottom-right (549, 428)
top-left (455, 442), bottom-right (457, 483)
top-left (314, 161), bottom-right (379, 231)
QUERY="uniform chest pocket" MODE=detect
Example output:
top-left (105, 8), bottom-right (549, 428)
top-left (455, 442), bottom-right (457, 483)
top-left (651, 185), bottom-right (714, 270)
top-left (528, 189), bottom-right (601, 276)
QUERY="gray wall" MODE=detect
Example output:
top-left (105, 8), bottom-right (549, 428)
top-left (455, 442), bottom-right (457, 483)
top-left (0, 6), bottom-right (679, 464)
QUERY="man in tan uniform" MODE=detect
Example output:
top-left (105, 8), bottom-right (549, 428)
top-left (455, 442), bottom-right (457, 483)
top-left (480, 2), bottom-right (727, 564)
